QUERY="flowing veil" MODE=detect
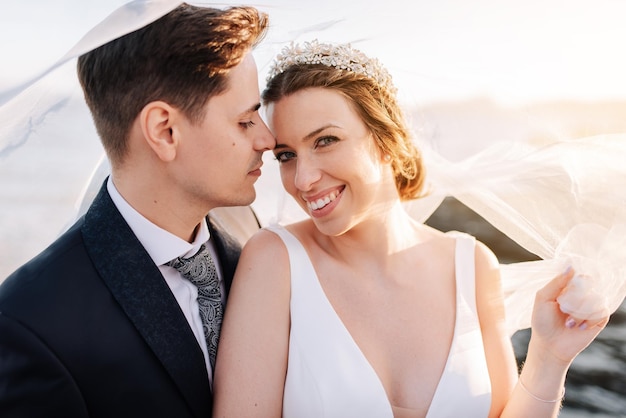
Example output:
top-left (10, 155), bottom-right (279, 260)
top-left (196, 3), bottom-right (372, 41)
top-left (1, 0), bottom-right (626, 336)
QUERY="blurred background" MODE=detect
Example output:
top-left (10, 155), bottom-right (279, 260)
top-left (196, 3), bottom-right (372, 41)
top-left (1, 1), bottom-right (625, 415)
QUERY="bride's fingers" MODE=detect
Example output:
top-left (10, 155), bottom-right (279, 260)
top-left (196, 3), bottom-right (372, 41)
top-left (564, 315), bottom-right (610, 330)
top-left (536, 266), bottom-right (574, 302)
top-left (537, 268), bottom-right (612, 333)
top-left (565, 317), bottom-right (588, 329)
top-left (565, 317), bottom-right (577, 328)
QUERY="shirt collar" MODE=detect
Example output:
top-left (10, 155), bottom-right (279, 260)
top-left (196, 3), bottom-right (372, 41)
top-left (107, 177), bottom-right (210, 267)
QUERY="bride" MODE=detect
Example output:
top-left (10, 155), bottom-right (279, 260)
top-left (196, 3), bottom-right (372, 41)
top-left (212, 39), bottom-right (612, 417)
top-left (1, 1), bottom-right (626, 415)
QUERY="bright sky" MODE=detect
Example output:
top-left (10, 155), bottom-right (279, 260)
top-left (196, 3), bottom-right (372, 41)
top-left (2, 0), bottom-right (626, 106)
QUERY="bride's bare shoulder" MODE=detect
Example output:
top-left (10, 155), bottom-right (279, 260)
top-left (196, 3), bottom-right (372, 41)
top-left (416, 223), bottom-right (458, 246)
top-left (426, 226), bottom-right (499, 270)
top-left (241, 220), bottom-right (317, 259)
top-left (239, 227), bottom-right (290, 263)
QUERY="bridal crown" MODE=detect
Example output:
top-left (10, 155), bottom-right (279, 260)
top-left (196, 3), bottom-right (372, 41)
top-left (266, 40), bottom-right (396, 94)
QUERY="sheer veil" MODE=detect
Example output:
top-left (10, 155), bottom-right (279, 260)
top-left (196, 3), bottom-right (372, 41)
top-left (1, 0), bottom-right (625, 335)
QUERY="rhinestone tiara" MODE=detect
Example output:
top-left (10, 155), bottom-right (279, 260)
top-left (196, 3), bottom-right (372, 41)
top-left (266, 40), bottom-right (396, 94)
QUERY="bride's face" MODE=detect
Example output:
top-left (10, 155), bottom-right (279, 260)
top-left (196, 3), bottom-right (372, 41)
top-left (266, 87), bottom-right (396, 235)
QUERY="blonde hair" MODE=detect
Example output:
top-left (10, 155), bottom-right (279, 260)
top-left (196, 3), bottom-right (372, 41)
top-left (263, 43), bottom-right (425, 200)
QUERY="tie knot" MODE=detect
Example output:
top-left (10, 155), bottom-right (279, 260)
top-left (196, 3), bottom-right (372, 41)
top-left (167, 244), bottom-right (216, 287)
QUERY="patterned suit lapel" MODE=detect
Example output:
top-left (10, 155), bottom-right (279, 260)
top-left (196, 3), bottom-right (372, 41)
top-left (82, 181), bottom-right (211, 417)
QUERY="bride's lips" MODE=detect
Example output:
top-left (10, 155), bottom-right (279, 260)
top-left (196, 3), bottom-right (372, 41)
top-left (303, 186), bottom-right (344, 215)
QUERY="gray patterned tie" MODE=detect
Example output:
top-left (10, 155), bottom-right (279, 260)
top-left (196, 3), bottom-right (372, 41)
top-left (167, 243), bottom-right (222, 372)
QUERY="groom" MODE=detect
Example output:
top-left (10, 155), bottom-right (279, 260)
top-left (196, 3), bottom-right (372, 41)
top-left (0, 4), bottom-right (272, 417)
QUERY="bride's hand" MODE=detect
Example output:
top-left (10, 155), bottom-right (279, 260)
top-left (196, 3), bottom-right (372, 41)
top-left (529, 267), bottom-right (610, 366)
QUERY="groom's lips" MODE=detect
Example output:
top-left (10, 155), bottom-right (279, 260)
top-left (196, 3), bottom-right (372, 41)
top-left (248, 161), bottom-right (263, 177)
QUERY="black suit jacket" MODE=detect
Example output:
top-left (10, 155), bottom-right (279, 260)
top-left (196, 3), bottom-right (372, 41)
top-left (0, 181), bottom-right (259, 418)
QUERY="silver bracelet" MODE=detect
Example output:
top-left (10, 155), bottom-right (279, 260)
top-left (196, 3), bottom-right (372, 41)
top-left (518, 376), bottom-right (565, 403)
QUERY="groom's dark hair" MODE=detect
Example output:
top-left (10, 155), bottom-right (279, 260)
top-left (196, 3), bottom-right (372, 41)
top-left (77, 3), bottom-right (268, 165)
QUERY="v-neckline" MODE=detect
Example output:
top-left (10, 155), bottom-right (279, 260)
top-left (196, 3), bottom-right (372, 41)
top-left (293, 229), bottom-right (459, 417)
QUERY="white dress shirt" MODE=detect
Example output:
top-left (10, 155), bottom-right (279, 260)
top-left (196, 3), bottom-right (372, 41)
top-left (107, 178), bottom-right (223, 386)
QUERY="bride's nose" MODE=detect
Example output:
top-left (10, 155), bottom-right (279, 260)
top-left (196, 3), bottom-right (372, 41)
top-left (293, 157), bottom-right (322, 192)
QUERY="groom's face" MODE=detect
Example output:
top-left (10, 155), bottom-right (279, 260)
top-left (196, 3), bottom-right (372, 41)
top-left (175, 53), bottom-right (275, 209)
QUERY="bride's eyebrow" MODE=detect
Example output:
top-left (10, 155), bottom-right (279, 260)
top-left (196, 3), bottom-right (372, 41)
top-left (274, 124), bottom-right (340, 149)
top-left (303, 124), bottom-right (338, 141)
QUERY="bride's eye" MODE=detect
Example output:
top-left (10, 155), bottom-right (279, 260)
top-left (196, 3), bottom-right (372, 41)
top-left (274, 150), bottom-right (296, 163)
top-left (315, 136), bottom-right (338, 148)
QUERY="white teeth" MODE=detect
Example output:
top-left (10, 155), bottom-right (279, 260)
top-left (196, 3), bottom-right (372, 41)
top-left (307, 190), bottom-right (339, 211)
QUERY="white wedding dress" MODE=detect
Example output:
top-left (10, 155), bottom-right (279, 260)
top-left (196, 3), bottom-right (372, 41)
top-left (269, 226), bottom-right (492, 418)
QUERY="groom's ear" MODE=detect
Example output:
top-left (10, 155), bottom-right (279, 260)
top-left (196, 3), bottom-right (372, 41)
top-left (139, 101), bottom-right (178, 162)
